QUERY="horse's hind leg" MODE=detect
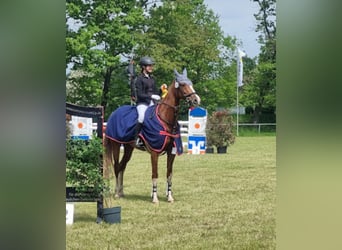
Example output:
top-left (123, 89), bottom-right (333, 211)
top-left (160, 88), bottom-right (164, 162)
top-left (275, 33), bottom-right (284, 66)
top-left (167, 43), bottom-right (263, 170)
top-left (114, 144), bottom-right (134, 198)
top-left (106, 140), bottom-right (122, 198)
top-left (104, 138), bottom-right (122, 198)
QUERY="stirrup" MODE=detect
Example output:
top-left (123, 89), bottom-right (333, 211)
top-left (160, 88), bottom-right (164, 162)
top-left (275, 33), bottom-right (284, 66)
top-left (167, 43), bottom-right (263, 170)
top-left (135, 138), bottom-right (144, 147)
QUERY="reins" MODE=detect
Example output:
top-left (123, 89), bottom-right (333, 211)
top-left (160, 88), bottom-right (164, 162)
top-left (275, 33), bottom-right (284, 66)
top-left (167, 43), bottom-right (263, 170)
top-left (156, 79), bottom-right (197, 135)
top-left (159, 101), bottom-right (179, 111)
top-left (157, 102), bottom-right (179, 130)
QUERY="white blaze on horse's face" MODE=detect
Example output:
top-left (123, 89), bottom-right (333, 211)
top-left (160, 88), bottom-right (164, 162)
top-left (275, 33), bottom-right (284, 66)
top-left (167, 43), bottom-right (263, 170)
top-left (183, 84), bottom-right (200, 107)
top-left (188, 85), bottom-right (200, 106)
top-left (174, 68), bottom-right (200, 106)
top-left (192, 93), bottom-right (201, 106)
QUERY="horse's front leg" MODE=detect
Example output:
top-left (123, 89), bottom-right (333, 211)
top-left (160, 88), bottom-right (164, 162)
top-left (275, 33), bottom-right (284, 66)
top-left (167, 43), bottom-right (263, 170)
top-left (151, 152), bottom-right (159, 203)
top-left (166, 149), bottom-right (176, 202)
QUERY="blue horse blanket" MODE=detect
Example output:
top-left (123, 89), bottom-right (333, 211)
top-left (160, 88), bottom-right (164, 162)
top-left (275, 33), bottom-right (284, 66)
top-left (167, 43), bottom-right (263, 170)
top-left (105, 105), bottom-right (183, 155)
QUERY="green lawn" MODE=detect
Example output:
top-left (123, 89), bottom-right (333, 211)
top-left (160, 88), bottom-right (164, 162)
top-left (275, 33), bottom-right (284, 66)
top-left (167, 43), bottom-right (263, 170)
top-left (66, 136), bottom-right (276, 249)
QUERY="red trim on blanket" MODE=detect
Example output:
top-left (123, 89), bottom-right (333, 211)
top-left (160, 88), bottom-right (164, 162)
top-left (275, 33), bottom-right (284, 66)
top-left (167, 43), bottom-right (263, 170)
top-left (159, 131), bottom-right (180, 138)
top-left (155, 105), bottom-right (168, 131)
top-left (105, 135), bottom-right (135, 144)
top-left (139, 105), bottom-right (181, 153)
top-left (156, 105), bottom-right (180, 138)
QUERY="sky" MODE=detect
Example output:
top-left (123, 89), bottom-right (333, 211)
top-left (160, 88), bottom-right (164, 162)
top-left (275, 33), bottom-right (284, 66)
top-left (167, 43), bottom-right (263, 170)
top-left (67, 0), bottom-right (261, 74)
top-left (203, 0), bottom-right (260, 58)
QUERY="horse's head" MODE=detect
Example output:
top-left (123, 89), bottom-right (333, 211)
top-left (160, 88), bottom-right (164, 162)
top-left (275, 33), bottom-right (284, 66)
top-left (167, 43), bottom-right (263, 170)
top-left (173, 68), bottom-right (201, 107)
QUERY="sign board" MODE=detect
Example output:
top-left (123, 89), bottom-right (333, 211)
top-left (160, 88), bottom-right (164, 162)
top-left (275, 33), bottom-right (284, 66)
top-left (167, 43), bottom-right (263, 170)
top-left (70, 116), bottom-right (93, 140)
top-left (188, 107), bottom-right (207, 154)
top-left (66, 203), bottom-right (74, 225)
top-left (188, 118), bottom-right (206, 135)
top-left (188, 107), bottom-right (207, 136)
top-left (188, 136), bottom-right (206, 154)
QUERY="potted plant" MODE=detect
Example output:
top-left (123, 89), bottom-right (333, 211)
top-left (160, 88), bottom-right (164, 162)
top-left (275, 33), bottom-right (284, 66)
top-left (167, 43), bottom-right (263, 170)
top-left (206, 110), bottom-right (235, 153)
top-left (66, 135), bottom-right (121, 224)
top-left (205, 131), bottom-right (214, 153)
top-left (102, 155), bottom-right (121, 224)
top-left (66, 136), bottom-right (105, 199)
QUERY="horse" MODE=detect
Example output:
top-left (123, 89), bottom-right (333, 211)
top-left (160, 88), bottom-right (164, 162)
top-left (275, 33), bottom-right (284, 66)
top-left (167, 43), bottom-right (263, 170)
top-left (104, 68), bottom-right (200, 203)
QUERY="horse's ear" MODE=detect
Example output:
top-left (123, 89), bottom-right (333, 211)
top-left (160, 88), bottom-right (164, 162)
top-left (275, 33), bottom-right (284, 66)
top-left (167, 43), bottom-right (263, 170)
top-left (182, 68), bottom-right (187, 77)
top-left (174, 68), bottom-right (180, 77)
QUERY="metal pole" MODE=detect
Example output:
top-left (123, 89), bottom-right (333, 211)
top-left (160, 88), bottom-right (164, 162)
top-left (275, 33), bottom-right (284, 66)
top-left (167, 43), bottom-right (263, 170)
top-left (236, 82), bottom-right (239, 136)
top-left (236, 50), bottom-right (239, 137)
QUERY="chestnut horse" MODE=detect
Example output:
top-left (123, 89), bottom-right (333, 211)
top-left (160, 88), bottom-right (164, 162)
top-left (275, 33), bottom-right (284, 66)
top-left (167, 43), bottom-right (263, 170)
top-left (104, 68), bottom-right (200, 203)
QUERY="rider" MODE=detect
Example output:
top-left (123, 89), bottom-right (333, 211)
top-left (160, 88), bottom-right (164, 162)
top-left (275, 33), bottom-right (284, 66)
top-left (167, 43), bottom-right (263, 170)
top-left (134, 56), bottom-right (162, 146)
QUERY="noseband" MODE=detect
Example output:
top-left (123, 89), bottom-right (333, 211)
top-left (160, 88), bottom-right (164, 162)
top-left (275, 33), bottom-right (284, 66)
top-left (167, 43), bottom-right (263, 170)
top-left (177, 81), bottom-right (196, 99)
top-left (158, 81), bottom-right (197, 128)
top-left (185, 92), bottom-right (197, 107)
top-left (185, 91), bottom-right (197, 98)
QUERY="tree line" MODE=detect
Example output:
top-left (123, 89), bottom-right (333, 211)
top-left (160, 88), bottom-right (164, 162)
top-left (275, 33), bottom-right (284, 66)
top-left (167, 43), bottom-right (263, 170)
top-left (66, 0), bottom-right (276, 122)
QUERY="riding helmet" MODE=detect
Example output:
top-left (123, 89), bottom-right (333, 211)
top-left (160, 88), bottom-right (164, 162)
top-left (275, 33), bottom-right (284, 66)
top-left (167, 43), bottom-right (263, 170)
top-left (139, 56), bottom-right (155, 66)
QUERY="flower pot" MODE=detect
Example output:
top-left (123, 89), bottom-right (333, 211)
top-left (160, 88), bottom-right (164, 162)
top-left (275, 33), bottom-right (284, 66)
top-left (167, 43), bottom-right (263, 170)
top-left (217, 146), bottom-right (227, 154)
top-left (103, 206), bottom-right (121, 224)
top-left (205, 147), bottom-right (214, 153)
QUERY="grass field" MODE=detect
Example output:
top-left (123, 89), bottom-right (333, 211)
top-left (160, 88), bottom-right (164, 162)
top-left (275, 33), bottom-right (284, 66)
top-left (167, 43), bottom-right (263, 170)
top-left (66, 136), bottom-right (276, 249)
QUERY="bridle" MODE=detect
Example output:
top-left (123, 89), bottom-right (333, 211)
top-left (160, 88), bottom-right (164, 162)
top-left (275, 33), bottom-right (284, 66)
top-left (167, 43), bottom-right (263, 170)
top-left (157, 81), bottom-right (197, 129)
top-left (184, 91), bottom-right (197, 105)
top-left (160, 81), bottom-right (197, 108)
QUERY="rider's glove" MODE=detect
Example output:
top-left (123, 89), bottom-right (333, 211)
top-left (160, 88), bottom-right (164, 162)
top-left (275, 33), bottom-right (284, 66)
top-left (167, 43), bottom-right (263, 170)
top-left (151, 94), bottom-right (161, 101)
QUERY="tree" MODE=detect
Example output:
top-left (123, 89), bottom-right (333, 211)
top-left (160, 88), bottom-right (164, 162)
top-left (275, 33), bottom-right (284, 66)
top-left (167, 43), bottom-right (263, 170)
top-left (240, 62), bottom-right (276, 122)
top-left (135, 0), bottom-right (228, 117)
top-left (65, 0), bottom-right (255, 120)
top-left (197, 35), bottom-right (258, 115)
top-left (66, 0), bottom-right (145, 116)
top-left (240, 0), bottom-right (276, 123)
top-left (253, 0), bottom-right (276, 63)
top-left (139, 0), bottom-right (224, 82)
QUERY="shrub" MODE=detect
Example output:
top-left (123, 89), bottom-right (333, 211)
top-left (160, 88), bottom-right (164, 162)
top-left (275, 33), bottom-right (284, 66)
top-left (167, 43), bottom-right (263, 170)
top-left (66, 136), bottom-right (106, 196)
top-left (206, 110), bottom-right (235, 148)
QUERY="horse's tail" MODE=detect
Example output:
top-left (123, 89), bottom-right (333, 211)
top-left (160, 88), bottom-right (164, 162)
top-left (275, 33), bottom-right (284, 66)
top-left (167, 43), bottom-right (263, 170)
top-left (103, 136), bottom-right (114, 178)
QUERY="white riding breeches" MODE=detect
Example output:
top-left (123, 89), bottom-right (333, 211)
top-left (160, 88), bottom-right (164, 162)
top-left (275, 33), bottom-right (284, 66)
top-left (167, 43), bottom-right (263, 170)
top-left (137, 100), bottom-right (154, 123)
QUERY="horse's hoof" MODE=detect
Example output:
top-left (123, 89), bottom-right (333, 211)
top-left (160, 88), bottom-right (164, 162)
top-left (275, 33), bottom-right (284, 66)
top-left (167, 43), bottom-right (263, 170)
top-left (166, 191), bottom-right (174, 202)
top-left (152, 195), bottom-right (159, 203)
top-left (114, 193), bottom-right (124, 199)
